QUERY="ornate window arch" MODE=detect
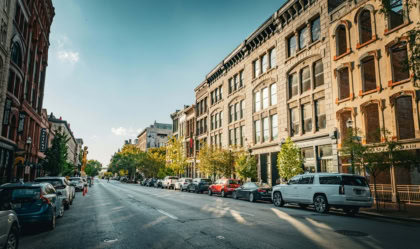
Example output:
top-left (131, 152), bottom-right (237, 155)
top-left (358, 50), bottom-right (380, 95)
top-left (354, 5), bottom-right (377, 48)
top-left (390, 92), bottom-right (416, 140)
top-left (336, 107), bottom-right (355, 143)
top-left (333, 20), bottom-right (351, 60)
top-left (386, 39), bottom-right (410, 86)
top-left (10, 42), bottom-right (22, 68)
top-left (360, 100), bottom-right (382, 144)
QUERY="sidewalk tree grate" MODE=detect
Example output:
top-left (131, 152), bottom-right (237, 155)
top-left (335, 230), bottom-right (368, 237)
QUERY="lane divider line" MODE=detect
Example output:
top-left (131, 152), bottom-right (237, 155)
top-left (157, 209), bottom-right (178, 220)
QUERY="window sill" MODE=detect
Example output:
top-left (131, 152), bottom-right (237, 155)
top-left (308, 39), bottom-right (321, 49)
top-left (211, 98), bottom-right (224, 107)
top-left (359, 86), bottom-right (379, 97)
top-left (228, 86), bottom-right (245, 97)
top-left (335, 93), bottom-right (353, 104)
top-left (296, 47), bottom-right (307, 56)
top-left (251, 67), bottom-right (276, 83)
top-left (285, 55), bottom-right (296, 64)
top-left (384, 22), bottom-right (411, 36)
top-left (388, 77), bottom-right (412, 88)
top-left (333, 49), bottom-right (351, 61)
top-left (356, 35), bottom-right (377, 49)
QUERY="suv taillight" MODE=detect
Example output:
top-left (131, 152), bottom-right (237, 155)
top-left (339, 185), bottom-right (345, 195)
top-left (257, 188), bottom-right (266, 193)
top-left (41, 196), bottom-right (50, 204)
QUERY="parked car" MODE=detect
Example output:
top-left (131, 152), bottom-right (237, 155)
top-left (120, 177), bottom-right (128, 183)
top-left (162, 176), bottom-right (179, 189)
top-left (208, 179), bottom-right (241, 197)
top-left (146, 178), bottom-right (157, 187)
top-left (232, 182), bottom-right (272, 202)
top-left (175, 178), bottom-right (192, 191)
top-left (34, 177), bottom-right (74, 210)
top-left (0, 182), bottom-right (64, 230)
top-left (272, 173), bottom-right (373, 215)
top-left (141, 179), bottom-right (149, 186)
top-left (154, 179), bottom-right (163, 188)
top-left (187, 178), bottom-right (212, 193)
top-left (0, 189), bottom-right (20, 249)
top-left (69, 177), bottom-right (84, 191)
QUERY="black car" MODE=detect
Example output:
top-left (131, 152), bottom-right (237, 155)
top-left (146, 178), bottom-right (157, 187)
top-left (187, 178), bottom-right (212, 194)
top-left (232, 182), bottom-right (272, 202)
top-left (154, 180), bottom-right (163, 188)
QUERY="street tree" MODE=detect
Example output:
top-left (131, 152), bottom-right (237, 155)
top-left (166, 136), bottom-right (187, 175)
top-left (197, 142), bottom-right (218, 179)
top-left (277, 137), bottom-right (303, 181)
top-left (44, 127), bottom-right (69, 176)
top-left (234, 148), bottom-right (257, 182)
top-left (340, 127), bottom-right (367, 174)
top-left (85, 159), bottom-right (102, 177)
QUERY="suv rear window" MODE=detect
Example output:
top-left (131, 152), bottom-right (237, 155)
top-left (35, 179), bottom-right (64, 188)
top-left (169, 177), bottom-right (178, 180)
top-left (319, 176), bottom-right (341, 185)
top-left (1, 188), bottom-right (41, 201)
top-left (341, 176), bottom-right (368, 187)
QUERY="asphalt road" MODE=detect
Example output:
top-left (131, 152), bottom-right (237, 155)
top-left (19, 179), bottom-right (420, 249)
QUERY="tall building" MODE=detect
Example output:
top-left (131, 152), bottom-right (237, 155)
top-left (136, 121), bottom-right (172, 152)
top-left (0, 0), bottom-right (54, 183)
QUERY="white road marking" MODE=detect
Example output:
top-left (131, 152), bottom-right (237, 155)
top-left (104, 239), bottom-right (118, 243)
top-left (222, 207), bottom-right (255, 216)
top-left (157, 209), bottom-right (178, 220)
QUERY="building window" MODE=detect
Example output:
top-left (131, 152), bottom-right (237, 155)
top-left (240, 100), bottom-right (244, 119)
top-left (229, 129), bottom-right (234, 145)
top-left (8, 115), bottom-right (16, 141)
top-left (219, 133), bottom-right (222, 147)
top-left (388, 0), bottom-right (404, 30)
top-left (254, 120), bottom-right (261, 143)
top-left (271, 114), bottom-right (278, 140)
top-left (234, 74), bottom-right (239, 91)
top-left (240, 126), bottom-right (244, 146)
top-left (390, 42), bottom-right (410, 83)
top-left (235, 102), bottom-right (239, 121)
top-left (262, 117), bottom-right (269, 142)
top-left (299, 26), bottom-right (308, 49)
top-left (288, 35), bottom-right (296, 57)
top-left (300, 67), bottom-right (311, 93)
top-left (255, 91), bottom-right (261, 112)
top-left (204, 117), bottom-right (207, 132)
top-left (253, 59), bottom-right (260, 78)
top-left (219, 86), bottom-right (223, 100)
top-left (289, 73), bottom-right (298, 98)
top-left (235, 127), bottom-right (240, 145)
top-left (395, 96), bottom-right (415, 140)
top-left (336, 25), bottom-right (347, 56)
top-left (270, 84), bottom-right (277, 105)
top-left (361, 56), bottom-right (376, 92)
top-left (290, 107), bottom-right (299, 136)
top-left (311, 16), bottom-right (321, 42)
top-left (338, 67), bottom-right (350, 100)
top-left (229, 79), bottom-right (233, 94)
top-left (364, 103), bottom-right (381, 144)
top-left (315, 98), bottom-right (326, 131)
top-left (262, 87), bottom-right (269, 109)
top-left (359, 10), bottom-right (372, 44)
top-left (214, 113), bottom-right (218, 129)
top-left (313, 60), bottom-right (324, 88)
top-left (219, 111), bottom-right (223, 127)
top-left (239, 71), bottom-right (244, 87)
top-left (269, 48), bottom-right (276, 68)
top-left (10, 42), bottom-right (22, 67)
top-left (340, 111), bottom-right (352, 143)
top-left (211, 91), bottom-right (214, 105)
top-left (302, 147), bottom-right (314, 160)
top-left (229, 105), bottom-right (233, 123)
top-left (302, 103), bottom-right (312, 134)
top-left (261, 54), bottom-right (268, 74)
top-left (211, 115), bottom-right (214, 130)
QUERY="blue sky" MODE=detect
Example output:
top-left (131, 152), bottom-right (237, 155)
top-left (45, 0), bottom-right (285, 166)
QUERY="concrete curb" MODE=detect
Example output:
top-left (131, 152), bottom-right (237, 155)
top-left (359, 211), bottom-right (420, 224)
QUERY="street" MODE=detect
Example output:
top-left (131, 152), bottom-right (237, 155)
top-left (19, 179), bottom-right (420, 249)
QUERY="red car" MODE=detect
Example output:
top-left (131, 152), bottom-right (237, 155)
top-left (208, 179), bottom-right (241, 197)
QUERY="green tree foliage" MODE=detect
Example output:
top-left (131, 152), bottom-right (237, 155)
top-left (166, 136), bottom-right (187, 175)
top-left (234, 149), bottom-right (257, 182)
top-left (61, 162), bottom-right (75, 177)
top-left (44, 127), bottom-right (69, 176)
top-left (277, 137), bottom-right (303, 181)
top-left (197, 143), bottom-right (234, 180)
top-left (85, 160), bottom-right (102, 177)
top-left (340, 127), bottom-right (367, 174)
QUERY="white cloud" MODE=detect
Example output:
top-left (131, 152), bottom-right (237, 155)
top-left (111, 127), bottom-right (141, 137)
top-left (58, 50), bottom-right (80, 64)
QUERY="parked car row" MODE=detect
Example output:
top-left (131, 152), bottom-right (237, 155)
top-left (139, 173), bottom-right (373, 216)
top-left (0, 176), bottom-right (88, 249)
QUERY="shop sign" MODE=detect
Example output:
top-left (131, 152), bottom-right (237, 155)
top-left (39, 128), bottom-right (47, 152)
top-left (17, 112), bottom-right (26, 134)
top-left (25, 166), bottom-right (30, 174)
top-left (369, 142), bottom-right (420, 153)
top-left (2, 99), bottom-right (12, 125)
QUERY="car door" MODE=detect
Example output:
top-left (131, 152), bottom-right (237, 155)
top-left (282, 176), bottom-right (300, 202)
top-left (237, 183), bottom-right (248, 198)
top-left (297, 176), bottom-right (314, 203)
top-left (0, 189), bottom-right (10, 247)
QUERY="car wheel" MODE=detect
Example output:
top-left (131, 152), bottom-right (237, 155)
top-left (232, 191), bottom-right (238, 199)
top-left (249, 193), bottom-right (255, 202)
top-left (47, 210), bottom-right (56, 230)
top-left (64, 201), bottom-right (70, 210)
top-left (344, 207), bottom-right (359, 217)
top-left (195, 188), bottom-right (199, 194)
top-left (208, 189), bottom-right (212, 196)
top-left (58, 204), bottom-right (65, 218)
top-left (221, 190), bottom-right (226, 198)
top-left (273, 192), bottom-right (284, 207)
top-left (314, 195), bottom-right (329, 214)
top-left (299, 204), bottom-right (308, 209)
top-left (70, 197), bottom-right (73, 205)
top-left (5, 225), bottom-right (19, 249)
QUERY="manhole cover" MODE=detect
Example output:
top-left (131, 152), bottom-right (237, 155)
top-left (335, 230), bottom-right (368, 237)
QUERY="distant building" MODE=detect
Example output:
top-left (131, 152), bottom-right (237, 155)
top-left (136, 121), bottom-right (172, 151)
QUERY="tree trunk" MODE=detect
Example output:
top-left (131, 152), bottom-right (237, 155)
top-left (373, 176), bottom-right (379, 212)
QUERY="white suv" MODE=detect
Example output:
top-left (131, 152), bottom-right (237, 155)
top-left (162, 176), bottom-right (179, 189)
top-left (272, 173), bottom-right (373, 215)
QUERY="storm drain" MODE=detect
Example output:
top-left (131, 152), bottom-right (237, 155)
top-left (335, 230), bottom-right (369, 237)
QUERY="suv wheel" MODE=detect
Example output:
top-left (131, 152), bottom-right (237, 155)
top-left (232, 191), bottom-right (237, 199)
top-left (195, 188), bottom-right (200, 194)
top-left (344, 207), bottom-right (359, 216)
top-left (208, 189), bottom-right (212, 196)
top-left (273, 192), bottom-right (284, 207)
top-left (5, 225), bottom-right (19, 249)
top-left (221, 190), bottom-right (226, 198)
top-left (48, 210), bottom-right (56, 230)
top-left (70, 196), bottom-right (73, 205)
top-left (314, 195), bottom-right (329, 214)
top-left (58, 204), bottom-right (65, 218)
top-left (249, 193), bottom-right (255, 202)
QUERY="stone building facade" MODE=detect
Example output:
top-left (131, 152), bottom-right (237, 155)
top-left (48, 114), bottom-right (78, 168)
top-left (136, 121), bottom-right (172, 152)
top-left (328, 0), bottom-right (420, 185)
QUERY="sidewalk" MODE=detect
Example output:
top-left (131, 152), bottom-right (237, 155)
top-left (359, 202), bottom-right (420, 223)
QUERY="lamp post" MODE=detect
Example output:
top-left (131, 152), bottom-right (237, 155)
top-left (25, 137), bottom-right (32, 181)
top-left (346, 120), bottom-right (361, 175)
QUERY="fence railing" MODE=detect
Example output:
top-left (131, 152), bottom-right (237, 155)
top-left (369, 184), bottom-right (420, 204)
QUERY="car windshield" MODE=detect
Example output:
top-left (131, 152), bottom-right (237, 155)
top-left (341, 176), bottom-right (368, 187)
top-left (228, 180), bottom-right (240, 185)
top-left (35, 179), bottom-right (64, 188)
top-left (255, 182), bottom-right (270, 188)
top-left (0, 187), bottom-right (41, 202)
top-left (201, 179), bottom-right (211, 183)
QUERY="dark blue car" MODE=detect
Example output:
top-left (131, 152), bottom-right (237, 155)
top-left (0, 182), bottom-right (64, 230)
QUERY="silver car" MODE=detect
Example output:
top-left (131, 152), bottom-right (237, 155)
top-left (35, 177), bottom-right (75, 210)
top-left (0, 189), bottom-right (20, 249)
top-left (69, 177), bottom-right (84, 191)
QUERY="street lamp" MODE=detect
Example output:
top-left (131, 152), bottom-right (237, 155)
top-left (346, 120), bottom-right (360, 175)
top-left (25, 137), bottom-right (32, 181)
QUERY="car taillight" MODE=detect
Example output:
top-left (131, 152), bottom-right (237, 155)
top-left (257, 188), bottom-right (266, 193)
top-left (41, 196), bottom-right (50, 204)
top-left (184, 182), bottom-right (188, 184)
top-left (339, 185), bottom-right (345, 195)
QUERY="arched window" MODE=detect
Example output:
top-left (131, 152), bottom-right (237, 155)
top-left (339, 111), bottom-right (352, 143)
top-left (10, 42), bottom-right (22, 67)
top-left (361, 56), bottom-right (376, 92)
top-left (337, 67), bottom-right (350, 100)
top-left (364, 103), bottom-right (380, 144)
top-left (388, 0), bottom-right (404, 30)
top-left (395, 96), bottom-right (415, 140)
top-left (336, 25), bottom-right (347, 56)
top-left (390, 42), bottom-right (409, 83)
top-left (359, 10), bottom-right (372, 44)
top-left (8, 115), bottom-right (16, 141)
